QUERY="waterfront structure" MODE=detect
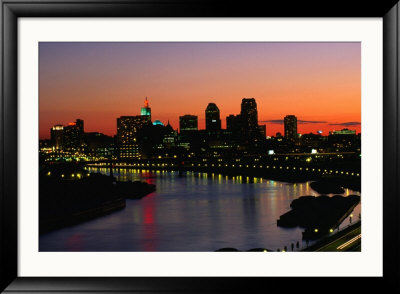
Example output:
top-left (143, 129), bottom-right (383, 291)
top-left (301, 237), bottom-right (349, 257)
top-left (284, 115), bottom-right (298, 141)
top-left (63, 119), bottom-right (84, 150)
top-left (240, 98), bottom-right (259, 139)
top-left (140, 97), bottom-right (152, 122)
top-left (205, 103), bottom-right (221, 131)
top-left (50, 124), bottom-right (64, 150)
top-left (179, 115), bottom-right (198, 132)
top-left (117, 115), bottom-right (150, 159)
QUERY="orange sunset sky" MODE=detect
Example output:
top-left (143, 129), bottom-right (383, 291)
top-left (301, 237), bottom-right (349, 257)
top-left (39, 42), bottom-right (361, 139)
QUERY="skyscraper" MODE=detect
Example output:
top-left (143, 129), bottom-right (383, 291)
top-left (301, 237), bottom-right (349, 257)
top-left (179, 115), bottom-right (198, 132)
top-left (63, 119), bottom-right (84, 150)
top-left (240, 98), bottom-right (259, 138)
top-left (117, 115), bottom-right (150, 159)
top-left (140, 97), bottom-right (151, 123)
top-left (226, 114), bottom-right (242, 139)
top-left (284, 115), bottom-right (298, 140)
top-left (50, 125), bottom-right (64, 150)
top-left (205, 103), bottom-right (221, 131)
top-left (258, 124), bottom-right (267, 139)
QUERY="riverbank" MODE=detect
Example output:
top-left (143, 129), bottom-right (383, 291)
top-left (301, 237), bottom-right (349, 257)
top-left (88, 163), bottom-right (361, 192)
top-left (40, 198), bottom-right (126, 234)
top-left (39, 164), bottom-right (156, 234)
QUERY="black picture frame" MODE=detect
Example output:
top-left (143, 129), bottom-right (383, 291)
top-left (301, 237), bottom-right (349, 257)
top-left (1, 0), bottom-right (399, 292)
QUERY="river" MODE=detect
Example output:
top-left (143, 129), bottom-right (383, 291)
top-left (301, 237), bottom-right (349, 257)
top-left (39, 168), bottom-right (361, 252)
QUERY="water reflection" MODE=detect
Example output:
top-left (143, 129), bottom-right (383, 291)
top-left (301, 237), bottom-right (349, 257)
top-left (39, 168), bottom-right (361, 252)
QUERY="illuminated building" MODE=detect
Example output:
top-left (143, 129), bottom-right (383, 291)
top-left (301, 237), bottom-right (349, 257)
top-left (179, 115), bottom-right (198, 132)
top-left (328, 128), bottom-right (359, 152)
top-left (284, 115), bottom-right (297, 141)
top-left (140, 97), bottom-right (151, 122)
top-left (205, 103), bottom-right (221, 131)
top-left (199, 129), bottom-right (234, 151)
top-left (153, 120), bottom-right (164, 126)
top-left (240, 98), bottom-right (259, 138)
top-left (84, 132), bottom-right (114, 158)
top-left (117, 115), bottom-right (150, 159)
top-left (178, 116), bottom-right (200, 151)
top-left (50, 124), bottom-right (64, 149)
top-left (162, 122), bottom-right (177, 148)
top-left (330, 128), bottom-right (357, 135)
top-left (63, 119), bottom-right (84, 150)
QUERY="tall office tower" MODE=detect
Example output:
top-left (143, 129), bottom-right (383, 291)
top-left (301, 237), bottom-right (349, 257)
top-left (205, 103), bottom-right (221, 131)
top-left (240, 98), bottom-right (259, 138)
top-left (258, 124), bottom-right (267, 139)
top-left (163, 121), bottom-right (178, 148)
top-left (117, 115), bottom-right (150, 159)
top-left (179, 115), bottom-right (198, 132)
top-left (50, 125), bottom-right (64, 150)
top-left (226, 114), bottom-right (242, 138)
top-left (75, 119), bottom-right (84, 133)
top-left (63, 119), bottom-right (84, 150)
top-left (140, 97), bottom-right (152, 123)
top-left (284, 115), bottom-right (298, 140)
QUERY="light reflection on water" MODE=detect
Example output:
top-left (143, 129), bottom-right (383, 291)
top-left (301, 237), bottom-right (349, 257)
top-left (39, 168), bottom-right (361, 252)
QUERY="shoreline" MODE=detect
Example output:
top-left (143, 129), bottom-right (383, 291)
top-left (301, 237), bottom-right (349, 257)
top-left (88, 165), bottom-right (361, 193)
top-left (39, 198), bottom-right (126, 235)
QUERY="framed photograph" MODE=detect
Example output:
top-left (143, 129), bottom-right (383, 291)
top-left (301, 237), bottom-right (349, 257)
top-left (1, 0), bottom-right (399, 292)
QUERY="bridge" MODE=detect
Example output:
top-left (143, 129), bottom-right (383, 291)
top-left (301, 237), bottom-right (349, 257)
top-left (83, 152), bottom-right (360, 180)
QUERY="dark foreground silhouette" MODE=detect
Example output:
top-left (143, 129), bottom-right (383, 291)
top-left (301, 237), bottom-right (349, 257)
top-left (39, 164), bottom-right (155, 234)
top-left (277, 194), bottom-right (360, 240)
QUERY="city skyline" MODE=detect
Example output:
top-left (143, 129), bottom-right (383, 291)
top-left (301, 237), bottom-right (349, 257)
top-left (39, 42), bottom-right (361, 139)
top-left (42, 97), bottom-right (361, 140)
